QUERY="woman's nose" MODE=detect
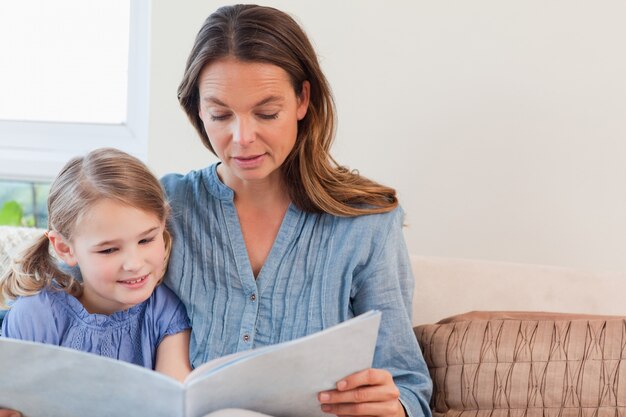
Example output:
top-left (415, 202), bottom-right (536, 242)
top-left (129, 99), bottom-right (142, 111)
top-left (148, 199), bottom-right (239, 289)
top-left (232, 116), bottom-right (255, 146)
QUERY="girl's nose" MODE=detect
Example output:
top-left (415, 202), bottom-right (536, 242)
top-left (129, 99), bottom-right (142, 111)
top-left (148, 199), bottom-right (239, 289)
top-left (122, 251), bottom-right (142, 272)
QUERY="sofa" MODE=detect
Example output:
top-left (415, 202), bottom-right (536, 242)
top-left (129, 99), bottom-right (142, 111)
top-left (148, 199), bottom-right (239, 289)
top-left (409, 256), bottom-right (626, 417)
top-left (2, 226), bottom-right (625, 416)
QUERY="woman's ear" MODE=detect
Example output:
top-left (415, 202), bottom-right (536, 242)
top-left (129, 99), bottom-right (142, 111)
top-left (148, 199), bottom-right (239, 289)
top-left (296, 81), bottom-right (311, 121)
top-left (47, 230), bottom-right (78, 267)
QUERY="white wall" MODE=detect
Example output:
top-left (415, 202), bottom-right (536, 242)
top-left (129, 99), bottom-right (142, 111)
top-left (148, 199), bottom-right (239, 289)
top-left (148, 1), bottom-right (626, 272)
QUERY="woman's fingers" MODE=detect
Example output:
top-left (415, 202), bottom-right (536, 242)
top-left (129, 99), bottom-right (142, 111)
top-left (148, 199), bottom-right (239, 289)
top-left (318, 369), bottom-right (404, 417)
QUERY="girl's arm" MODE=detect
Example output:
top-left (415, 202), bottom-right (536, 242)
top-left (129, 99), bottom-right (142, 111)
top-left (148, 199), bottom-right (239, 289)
top-left (155, 329), bottom-right (192, 382)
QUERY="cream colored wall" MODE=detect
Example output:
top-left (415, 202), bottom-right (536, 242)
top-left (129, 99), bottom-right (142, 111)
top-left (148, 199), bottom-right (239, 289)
top-left (148, 1), bottom-right (626, 272)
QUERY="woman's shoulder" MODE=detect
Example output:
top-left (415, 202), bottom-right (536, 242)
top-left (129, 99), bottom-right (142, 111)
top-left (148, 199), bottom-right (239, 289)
top-left (160, 164), bottom-right (217, 192)
top-left (161, 163), bottom-right (232, 203)
top-left (330, 204), bottom-right (405, 231)
top-left (161, 168), bottom-right (203, 194)
top-left (294, 205), bottom-right (406, 254)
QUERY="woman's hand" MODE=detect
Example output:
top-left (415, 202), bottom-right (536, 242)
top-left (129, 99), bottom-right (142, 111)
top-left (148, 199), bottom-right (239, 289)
top-left (0, 410), bottom-right (21, 417)
top-left (318, 368), bottom-right (406, 417)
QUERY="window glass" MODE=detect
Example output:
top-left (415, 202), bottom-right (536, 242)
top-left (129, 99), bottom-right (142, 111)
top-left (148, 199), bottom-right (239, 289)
top-left (0, 0), bottom-right (130, 124)
top-left (0, 180), bottom-right (50, 228)
top-left (0, 0), bottom-right (147, 182)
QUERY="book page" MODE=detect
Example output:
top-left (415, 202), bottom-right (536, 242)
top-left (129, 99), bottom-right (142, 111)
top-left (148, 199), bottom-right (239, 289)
top-left (184, 311), bottom-right (381, 417)
top-left (0, 339), bottom-right (183, 417)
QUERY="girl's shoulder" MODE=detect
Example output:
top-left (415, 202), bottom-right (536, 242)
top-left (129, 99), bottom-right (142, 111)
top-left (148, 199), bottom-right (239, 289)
top-left (8, 287), bottom-right (60, 313)
top-left (144, 284), bottom-right (190, 336)
top-left (148, 284), bottom-right (184, 309)
top-left (2, 288), bottom-right (63, 339)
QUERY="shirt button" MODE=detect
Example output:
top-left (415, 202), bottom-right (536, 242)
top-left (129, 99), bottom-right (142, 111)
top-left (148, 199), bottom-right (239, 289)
top-left (243, 334), bottom-right (250, 342)
top-left (250, 294), bottom-right (256, 301)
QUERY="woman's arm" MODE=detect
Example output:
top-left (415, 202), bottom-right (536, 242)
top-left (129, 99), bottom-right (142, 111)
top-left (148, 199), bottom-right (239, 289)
top-left (320, 208), bottom-right (432, 417)
top-left (154, 329), bottom-right (192, 382)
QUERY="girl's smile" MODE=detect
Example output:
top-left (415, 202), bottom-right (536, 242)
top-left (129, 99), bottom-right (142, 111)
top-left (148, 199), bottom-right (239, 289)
top-left (50, 198), bottom-right (167, 315)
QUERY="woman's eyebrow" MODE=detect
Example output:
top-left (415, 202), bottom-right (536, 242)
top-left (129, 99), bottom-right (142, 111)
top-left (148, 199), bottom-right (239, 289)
top-left (253, 95), bottom-right (284, 107)
top-left (203, 96), bottom-right (228, 106)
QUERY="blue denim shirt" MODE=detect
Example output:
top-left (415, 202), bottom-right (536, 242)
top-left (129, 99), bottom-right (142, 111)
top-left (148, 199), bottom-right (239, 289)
top-left (162, 164), bottom-right (432, 417)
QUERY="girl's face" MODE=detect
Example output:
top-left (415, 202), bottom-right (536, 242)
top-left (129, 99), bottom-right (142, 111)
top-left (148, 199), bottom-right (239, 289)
top-left (197, 58), bottom-right (310, 189)
top-left (50, 199), bottom-right (166, 315)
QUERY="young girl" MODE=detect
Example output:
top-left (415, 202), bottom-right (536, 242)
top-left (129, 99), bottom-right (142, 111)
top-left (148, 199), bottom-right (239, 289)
top-left (0, 148), bottom-right (191, 382)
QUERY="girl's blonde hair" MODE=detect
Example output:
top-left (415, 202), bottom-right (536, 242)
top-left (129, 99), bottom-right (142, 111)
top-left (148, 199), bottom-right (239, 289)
top-left (0, 148), bottom-right (171, 308)
top-left (178, 4), bottom-right (398, 216)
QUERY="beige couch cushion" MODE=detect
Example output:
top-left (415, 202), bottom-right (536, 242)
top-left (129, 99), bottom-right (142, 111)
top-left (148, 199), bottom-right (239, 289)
top-left (0, 226), bottom-right (46, 276)
top-left (414, 312), bottom-right (626, 417)
top-left (0, 226), bottom-right (46, 320)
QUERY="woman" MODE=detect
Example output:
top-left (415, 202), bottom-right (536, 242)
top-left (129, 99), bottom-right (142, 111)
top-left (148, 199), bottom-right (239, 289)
top-left (0, 4), bottom-right (432, 417)
top-left (163, 4), bottom-right (431, 417)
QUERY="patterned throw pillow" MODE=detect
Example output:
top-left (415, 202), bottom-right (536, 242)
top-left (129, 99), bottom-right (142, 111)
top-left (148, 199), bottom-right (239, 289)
top-left (415, 311), bottom-right (626, 417)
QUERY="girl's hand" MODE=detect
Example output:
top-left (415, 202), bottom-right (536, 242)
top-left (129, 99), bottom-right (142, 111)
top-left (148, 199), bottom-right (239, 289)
top-left (318, 368), bottom-right (406, 417)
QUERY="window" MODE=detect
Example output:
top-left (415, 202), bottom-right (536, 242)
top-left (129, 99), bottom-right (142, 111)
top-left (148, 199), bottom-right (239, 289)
top-left (0, 0), bottom-right (150, 181)
top-left (0, 180), bottom-right (50, 228)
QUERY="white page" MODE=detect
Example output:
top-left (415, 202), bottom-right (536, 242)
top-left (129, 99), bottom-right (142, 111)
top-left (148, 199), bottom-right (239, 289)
top-left (0, 339), bottom-right (183, 417)
top-left (184, 311), bottom-right (382, 417)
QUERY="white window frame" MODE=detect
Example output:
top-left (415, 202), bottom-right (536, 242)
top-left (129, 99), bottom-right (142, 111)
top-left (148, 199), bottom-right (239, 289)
top-left (0, 1), bottom-right (150, 182)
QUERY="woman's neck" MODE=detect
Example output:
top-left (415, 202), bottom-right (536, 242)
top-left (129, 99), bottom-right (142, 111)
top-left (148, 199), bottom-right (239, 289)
top-left (217, 164), bottom-right (291, 210)
top-left (216, 164), bottom-right (292, 277)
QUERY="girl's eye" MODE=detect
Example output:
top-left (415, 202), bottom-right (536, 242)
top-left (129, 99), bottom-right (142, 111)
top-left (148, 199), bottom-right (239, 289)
top-left (258, 113), bottom-right (279, 120)
top-left (139, 237), bottom-right (155, 245)
top-left (98, 248), bottom-right (117, 255)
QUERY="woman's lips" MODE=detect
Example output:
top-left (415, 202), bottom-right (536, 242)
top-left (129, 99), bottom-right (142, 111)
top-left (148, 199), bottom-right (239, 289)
top-left (233, 154), bottom-right (266, 169)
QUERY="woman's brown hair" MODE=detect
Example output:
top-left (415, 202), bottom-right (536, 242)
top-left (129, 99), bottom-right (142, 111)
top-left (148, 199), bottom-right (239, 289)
top-left (0, 148), bottom-right (171, 307)
top-left (178, 4), bottom-right (397, 216)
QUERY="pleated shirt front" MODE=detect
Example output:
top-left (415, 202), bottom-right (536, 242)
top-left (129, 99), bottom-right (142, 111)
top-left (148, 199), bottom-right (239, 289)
top-left (161, 164), bottom-right (432, 417)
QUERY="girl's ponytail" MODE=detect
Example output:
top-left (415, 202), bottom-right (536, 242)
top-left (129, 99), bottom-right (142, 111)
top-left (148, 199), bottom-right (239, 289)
top-left (0, 234), bottom-right (81, 308)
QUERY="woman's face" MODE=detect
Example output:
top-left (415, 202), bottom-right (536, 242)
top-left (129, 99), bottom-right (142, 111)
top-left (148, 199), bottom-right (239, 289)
top-left (197, 58), bottom-right (310, 188)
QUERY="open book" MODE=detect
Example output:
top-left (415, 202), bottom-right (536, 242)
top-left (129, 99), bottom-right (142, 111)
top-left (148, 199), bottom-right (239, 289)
top-left (0, 310), bottom-right (381, 417)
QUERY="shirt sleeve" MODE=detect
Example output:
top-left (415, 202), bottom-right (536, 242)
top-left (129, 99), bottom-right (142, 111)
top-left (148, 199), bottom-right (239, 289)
top-left (150, 284), bottom-right (191, 346)
top-left (351, 207), bottom-right (433, 417)
top-left (1, 291), bottom-right (60, 344)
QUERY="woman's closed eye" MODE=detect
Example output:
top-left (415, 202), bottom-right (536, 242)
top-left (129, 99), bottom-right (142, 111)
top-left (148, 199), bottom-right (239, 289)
top-left (257, 112), bottom-right (279, 120)
top-left (210, 113), bottom-right (231, 122)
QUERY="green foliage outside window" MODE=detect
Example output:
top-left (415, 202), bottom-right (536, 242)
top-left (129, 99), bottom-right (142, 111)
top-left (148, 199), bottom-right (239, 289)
top-left (0, 181), bottom-right (49, 227)
top-left (0, 200), bottom-right (35, 227)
